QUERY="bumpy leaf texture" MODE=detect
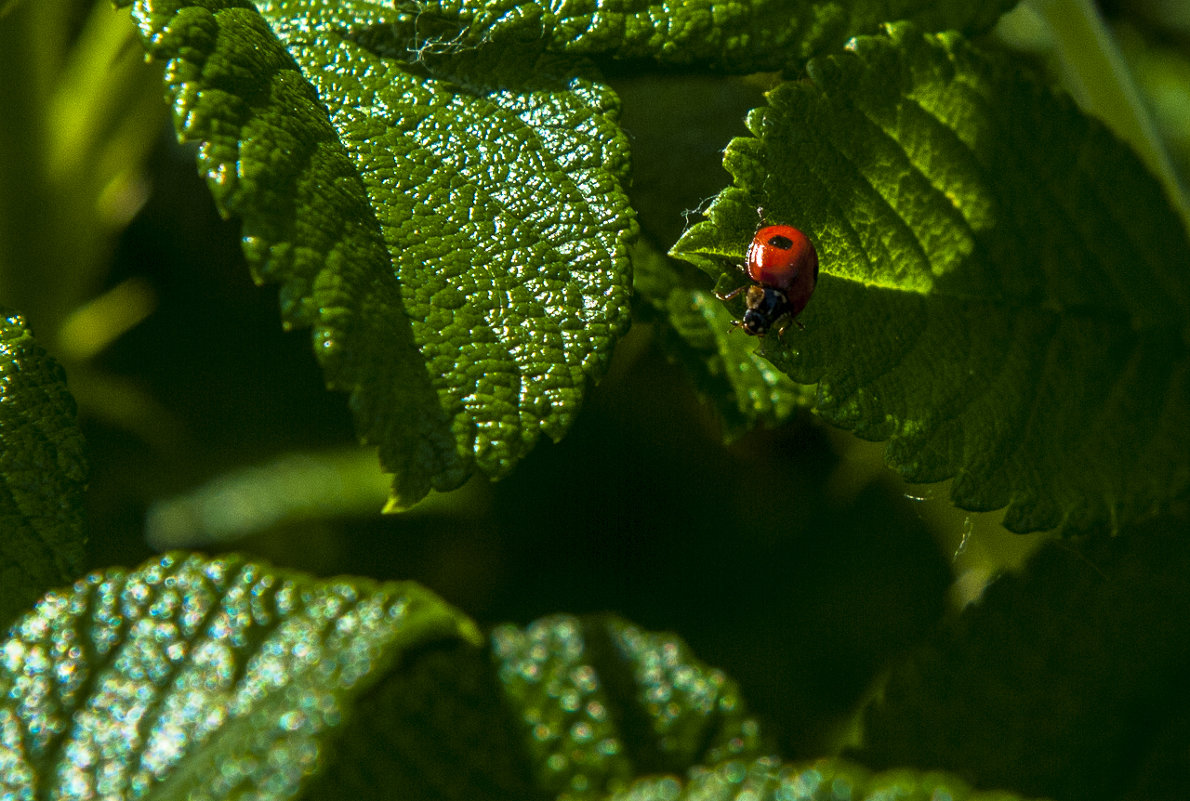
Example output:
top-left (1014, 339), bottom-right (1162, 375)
top-left (0, 552), bottom-right (477, 801)
top-left (675, 23), bottom-right (1190, 533)
top-left (0, 309), bottom-right (86, 630)
top-left (305, 613), bottom-right (768, 801)
top-left (491, 615), bottom-right (766, 796)
top-left (119, 0), bottom-right (635, 506)
top-left (397, 0), bottom-right (1018, 70)
top-left (612, 755), bottom-right (1040, 801)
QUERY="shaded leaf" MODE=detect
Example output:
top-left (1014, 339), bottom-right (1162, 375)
top-left (118, 0), bottom-right (635, 507)
top-left (144, 447), bottom-right (391, 550)
top-left (0, 552), bottom-right (478, 801)
top-left (633, 241), bottom-right (811, 437)
top-left (397, 0), bottom-right (1018, 71)
top-left (612, 755), bottom-right (1042, 800)
top-left (303, 638), bottom-right (542, 801)
top-left (855, 513), bottom-right (1190, 801)
top-left (492, 614), bottom-right (767, 797)
top-left (673, 23), bottom-right (1190, 533)
top-left (0, 309), bottom-right (86, 630)
top-left (304, 613), bottom-right (769, 801)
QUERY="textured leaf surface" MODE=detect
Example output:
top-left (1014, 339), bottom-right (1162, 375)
top-left (673, 23), bottom-right (1190, 533)
top-left (398, 0), bottom-right (1018, 71)
top-left (120, 0), bottom-right (634, 506)
top-left (633, 242), bottom-right (810, 436)
top-left (492, 615), bottom-right (766, 798)
top-left (611, 755), bottom-right (1040, 801)
top-left (856, 514), bottom-right (1190, 801)
top-left (0, 309), bottom-right (86, 630)
top-left (0, 552), bottom-right (477, 801)
top-left (303, 614), bottom-right (768, 801)
top-left (301, 638), bottom-right (541, 801)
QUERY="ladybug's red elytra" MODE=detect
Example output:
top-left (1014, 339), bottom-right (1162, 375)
top-left (717, 224), bottom-right (819, 337)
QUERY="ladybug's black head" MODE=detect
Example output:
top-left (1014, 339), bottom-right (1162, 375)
top-left (740, 308), bottom-right (769, 336)
top-left (740, 285), bottom-right (790, 337)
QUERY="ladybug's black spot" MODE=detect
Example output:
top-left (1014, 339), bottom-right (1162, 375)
top-left (767, 234), bottom-right (794, 250)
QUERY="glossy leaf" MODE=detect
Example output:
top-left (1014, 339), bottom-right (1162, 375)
top-left (397, 0), bottom-right (1018, 71)
top-left (0, 552), bottom-right (478, 801)
top-left (0, 309), bottom-right (86, 630)
top-left (673, 23), bottom-right (1190, 533)
top-left (118, 0), bottom-right (635, 507)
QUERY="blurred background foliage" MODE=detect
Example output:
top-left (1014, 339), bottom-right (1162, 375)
top-left (0, 0), bottom-right (1186, 760)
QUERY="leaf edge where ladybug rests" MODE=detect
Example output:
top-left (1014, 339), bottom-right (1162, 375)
top-left (673, 22), bottom-right (1190, 534)
top-left (631, 241), bottom-right (813, 438)
top-left (119, 0), bottom-right (635, 508)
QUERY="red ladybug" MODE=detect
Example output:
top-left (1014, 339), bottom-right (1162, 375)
top-left (718, 224), bottom-right (819, 337)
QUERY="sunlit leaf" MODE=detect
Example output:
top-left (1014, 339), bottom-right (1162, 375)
top-left (118, 0), bottom-right (635, 507)
top-left (633, 241), bottom-right (811, 437)
top-left (674, 23), bottom-right (1190, 533)
top-left (0, 552), bottom-right (477, 801)
top-left (397, 0), bottom-right (1018, 70)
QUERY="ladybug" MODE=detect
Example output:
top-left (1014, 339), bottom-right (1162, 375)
top-left (717, 224), bottom-right (819, 337)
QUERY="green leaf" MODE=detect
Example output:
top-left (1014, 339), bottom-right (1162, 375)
top-left (301, 637), bottom-right (542, 801)
top-left (0, 309), bottom-right (86, 630)
top-left (397, 0), bottom-right (1019, 71)
top-left (673, 22), bottom-right (1190, 533)
top-left (0, 552), bottom-right (478, 801)
top-left (145, 447), bottom-right (392, 549)
top-left (855, 512), bottom-right (1190, 801)
top-left (610, 755), bottom-right (1042, 801)
top-left (633, 240), bottom-right (812, 437)
top-left (118, 0), bottom-right (635, 507)
top-left (491, 615), bottom-right (767, 796)
top-left (301, 614), bottom-right (769, 801)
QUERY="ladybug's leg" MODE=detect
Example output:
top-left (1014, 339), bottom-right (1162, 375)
top-left (775, 318), bottom-right (805, 339)
top-left (716, 285), bottom-right (748, 302)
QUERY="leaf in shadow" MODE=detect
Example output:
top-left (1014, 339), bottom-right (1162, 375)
top-left (302, 613), bottom-right (770, 800)
top-left (611, 754), bottom-right (1045, 800)
top-left (0, 308), bottom-right (86, 630)
top-left (855, 513), bottom-right (1190, 801)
